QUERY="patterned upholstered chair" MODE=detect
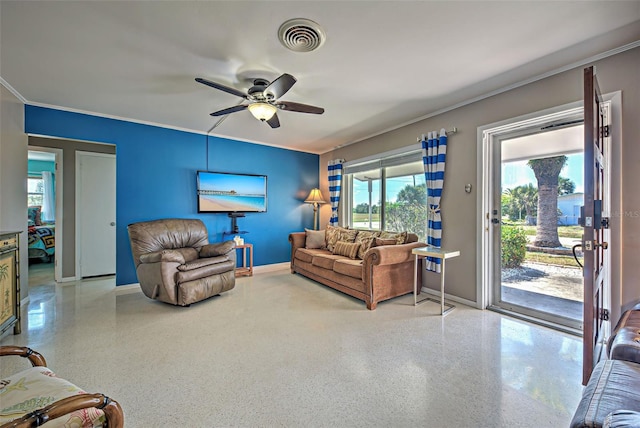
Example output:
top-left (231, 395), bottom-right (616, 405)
top-left (0, 346), bottom-right (124, 427)
top-left (127, 218), bottom-right (236, 306)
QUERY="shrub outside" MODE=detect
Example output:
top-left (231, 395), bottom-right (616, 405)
top-left (501, 225), bottom-right (528, 268)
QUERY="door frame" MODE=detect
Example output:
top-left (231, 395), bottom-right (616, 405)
top-left (27, 146), bottom-right (63, 283)
top-left (75, 151), bottom-right (116, 278)
top-left (477, 94), bottom-right (620, 323)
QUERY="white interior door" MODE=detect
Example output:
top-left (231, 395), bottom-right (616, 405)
top-left (77, 152), bottom-right (116, 277)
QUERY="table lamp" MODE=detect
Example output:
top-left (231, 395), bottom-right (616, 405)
top-left (304, 188), bottom-right (327, 230)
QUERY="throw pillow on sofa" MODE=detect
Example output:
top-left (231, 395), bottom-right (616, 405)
top-left (305, 228), bottom-right (326, 249)
top-left (355, 230), bottom-right (381, 259)
top-left (374, 237), bottom-right (397, 247)
top-left (332, 241), bottom-right (361, 259)
top-left (325, 225), bottom-right (358, 252)
top-left (379, 231), bottom-right (407, 245)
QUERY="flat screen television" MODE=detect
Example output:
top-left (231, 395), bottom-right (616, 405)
top-left (197, 171), bottom-right (267, 213)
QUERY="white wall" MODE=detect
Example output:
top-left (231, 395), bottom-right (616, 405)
top-left (0, 83), bottom-right (28, 300)
top-left (320, 46), bottom-right (640, 322)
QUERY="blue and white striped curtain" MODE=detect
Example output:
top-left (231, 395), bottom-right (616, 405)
top-left (422, 129), bottom-right (448, 273)
top-left (328, 159), bottom-right (344, 226)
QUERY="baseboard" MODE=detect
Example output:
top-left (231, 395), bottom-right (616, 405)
top-left (253, 262), bottom-right (289, 273)
top-left (21, 295), bottom-right (30, 307)
top-left (114, 283), bottom-right (141, 295)
top-left (419, 287), bottom-right (477, 308)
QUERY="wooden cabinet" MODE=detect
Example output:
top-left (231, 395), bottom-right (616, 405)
top-left (0, 231), bottom-right (21, 335)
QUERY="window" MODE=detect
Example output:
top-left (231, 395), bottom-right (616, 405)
top-left (344, 148), bottom-right (427, 240)
top-left (28, 177), bottom-right (44, 206)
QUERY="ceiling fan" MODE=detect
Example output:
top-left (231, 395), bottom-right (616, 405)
top-left (195, 73), bottom-right (324, 129)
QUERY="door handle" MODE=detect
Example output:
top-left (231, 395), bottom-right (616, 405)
top-left (584, 240), bottom-right (608, 251)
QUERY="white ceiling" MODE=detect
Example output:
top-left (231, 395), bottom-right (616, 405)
top-left (2, 1), bottom-right (639, 154)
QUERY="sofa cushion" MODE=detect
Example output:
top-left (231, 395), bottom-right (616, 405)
top-left (0, 366), bottom-right (106, 427)
top-left (311, 253), bottom-right (344, 270)
top-left (178, 255), bottom-right (230, 271)
top-left (609, 308), bottom-right (640, 357)
top-left (379, 231), bottom-right (408, 244)
top-left (609, 327), bottom-right (640, 364)
top-left (355, 230), bottom-right (381, 259)
top-left (332, 241), bottom-right (361, 259)
top-left (139, 247), bottom-right (199, 264)
top-left (295, 248), bottom-right (329, 264)
top-left (604, 410), bottom-right (640, 427)
top-left (325, 225), bottom-right (357, 252)
top-left (176, 260), bottom-right (235, 283)
top-left (334, 259), bottom-right (363, 279)
top-left (305, 228), bottom-right (326, 249)
top-left (570, 360), bottom-right (640, 428)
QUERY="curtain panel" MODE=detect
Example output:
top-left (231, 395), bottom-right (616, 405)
top-left (422, 129), bottom-right (448, 273)
top-left (328, 159), bottom-right (345, 226)
top-left (41, 171), bottom-right (55, 222)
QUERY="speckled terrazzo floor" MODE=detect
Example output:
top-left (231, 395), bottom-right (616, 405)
top-left (1, 267), bottom-right (584, 427)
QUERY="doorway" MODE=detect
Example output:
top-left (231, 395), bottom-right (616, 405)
top-left (27, 147), bottom-right (63, 287)
top-left (495, 125), bottom-right (585, 331)
top-left (479, 103), bottom-right (610, 333)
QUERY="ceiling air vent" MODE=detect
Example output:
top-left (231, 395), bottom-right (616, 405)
top-left (278, 18), bottom-right (326, 53)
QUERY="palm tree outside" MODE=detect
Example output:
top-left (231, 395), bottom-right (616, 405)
top-left (527, 156), bottom-right (568, 248)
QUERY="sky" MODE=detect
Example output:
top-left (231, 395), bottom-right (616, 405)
top-left (502, 153), bottom-right (584, 193)
top-left (198, 171), bottom-right (266, 195)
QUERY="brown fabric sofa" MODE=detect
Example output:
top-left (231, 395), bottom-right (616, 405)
top-left (128, 218), bottom-right (236, 306)
top-left (289, 227), bottom-right (426, 310)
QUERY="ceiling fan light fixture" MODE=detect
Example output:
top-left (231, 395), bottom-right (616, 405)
top-left (248, 103), bottom-right (277, 121)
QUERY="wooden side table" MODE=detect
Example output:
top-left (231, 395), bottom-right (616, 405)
top-left (236, 243), bottom-right (253, 277)
top-left (412, 246), bottom-right (460, 316)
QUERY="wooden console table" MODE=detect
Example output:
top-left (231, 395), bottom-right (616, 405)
top-left (236, 243), bottom-right (253, 277)
top-left (0, 231), bottom-right (21, 335)
top-left (412, 246), bottom-right (460, 316)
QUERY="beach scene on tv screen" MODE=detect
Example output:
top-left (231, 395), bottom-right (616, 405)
top-left (199, 173), bottom-right (266, 212)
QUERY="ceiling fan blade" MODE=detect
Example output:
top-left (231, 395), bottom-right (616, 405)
top-left (196, 78), bottom-right (248, 99)
top-left (276, 101), bottom-right (324, 115)
top-left (266, 113), bottom-right (280, 129)
top-left (209, 104), bottom-right (248, 117)
top-left (264, 74), bottom-right (297, 100)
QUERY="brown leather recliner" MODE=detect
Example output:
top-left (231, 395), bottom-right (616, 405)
top-left (127, 218), bottom-right (236, 306)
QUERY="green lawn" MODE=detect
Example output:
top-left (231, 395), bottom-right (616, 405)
top-left (506, 223), bottom-right (583, 239)
top-left (524, 252), bottom-right (583, 268)
top-left (352, 213), bottom-right (380, 222)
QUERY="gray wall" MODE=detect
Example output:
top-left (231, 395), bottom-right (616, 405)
top-left (0, 84), bottom-right (29, 300)
top-left (320, 46), bottom-right (640, 321)
top-left (28, 136), bottom-right (116, 279)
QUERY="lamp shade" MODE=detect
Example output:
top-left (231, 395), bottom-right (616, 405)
top-left (305, 188), bottom-right (326, 204)
top-left (248, 102), bottom-right (277, 121)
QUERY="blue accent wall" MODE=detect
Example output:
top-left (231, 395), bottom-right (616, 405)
top-left (28, 160), bottom-right (55, 176)
top-left (25, 105), bottom-right (319, 285)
